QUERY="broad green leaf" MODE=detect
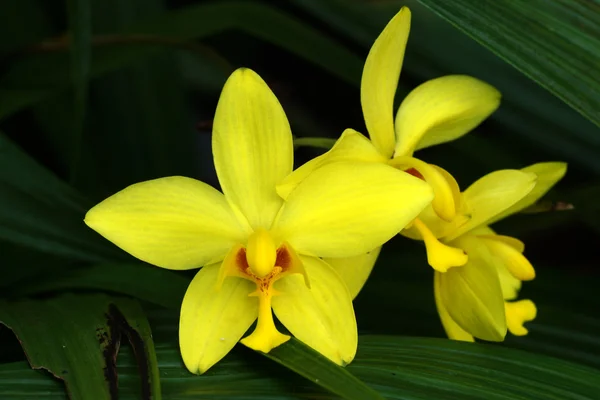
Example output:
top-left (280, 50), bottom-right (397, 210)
top-left (0, 133), bottom-right (126, 262)
top-left (0, 294), bottom-right (160, 400)
top-left (10, 262), bottom-right (189, 310)
top-left (413, 0), bottom-right (600, 128)
top-left (65, 0), bottom-right (91, 181)
top-left (149, 308), bottom-right (600, 399)
top-left (0, 1), bottom-right (362, 120)
top-left (266, 339), bottom-right (384, 400)
top-left (69, 0), bottom-right (198, 197)
top-left (2, 333), bottom-right (599, 399)
top-left (126, 1), bottom-right (361, 86)
top-left (505, 305), bottom-right (600, 370)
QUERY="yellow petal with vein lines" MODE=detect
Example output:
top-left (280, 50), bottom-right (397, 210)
top-left (277, 129), bottom-right (385, 200)
top-left (180, 263), bottom-right (257, 374)
top-left (432, 164), bottom-right (463, 212)
top-left (477, 234), bottom-right (525, 253)
top-left (84, 177), bottom-right (248, 270)
top-left (394, 75), bottom-right (500, 156)
top-left (496, 259), bottom-right (522, 301)
top-left (390, 157), bottom-right (456, 221)
top-left (506, 300), bottom-right (537, 336)
top-left (438, 236), bottom-right (507, 341)
top-left (274, 161), bottom-right (433, 258)
top-left (213, 68), bottom-right (293, 230)
top-left (471, 228), bottom-right (523, 300)
top-left (434, 271), bottom-right (475, 342)
top-left (479, 237), bottom-right (535, 281)
top-left (361, 7), bottom-right (411, 157)
top-left (488, 162), bottom-right (567, 225)
top-left (445, 170), bottom-right (536, 240)
top-left (324, 246), bottom-right (381, 299)
top-left (272, 256), bottom-right (357, 365)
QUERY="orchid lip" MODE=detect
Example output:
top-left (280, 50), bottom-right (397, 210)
top-left (218, 230), bottom-right (309, 353)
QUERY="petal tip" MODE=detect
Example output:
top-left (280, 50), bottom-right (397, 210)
top-left (397, 6), bottom-right (412, 20)
top-left (225, 67), bottom-right (268, 93)
top-left (83, 206), bottom-right (103, 231)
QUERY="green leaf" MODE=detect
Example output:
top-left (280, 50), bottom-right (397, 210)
top-left (65, 0), bottom-right (91, 181)
top-left (266, 339), bottom-right (384, 400)
top-left (147, 309), bottom-right (600, 399)
top-left (0, 293), bottom-right (160, 400)
top-left (0, 1), bottom-right (362, 120)
top-left (0, 133), bottom-right (126, 262)
top-left (3, 330), bottom-right (600, 399)
top-left (131, 1), bottom-right (363, 84)
top-left (413, 0), bottom-right (600, 128)
top-left (10, 262), bottom-right (189, 310)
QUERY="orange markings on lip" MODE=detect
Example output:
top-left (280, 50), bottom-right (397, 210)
top-left (235, 245), bottom-right (293, 292)
top-left (275, 247), bottom-right (292, 271)
top-left (405, 167), bottom-right (425, 180)
top-left (236, 247), bottom-right (250, 272)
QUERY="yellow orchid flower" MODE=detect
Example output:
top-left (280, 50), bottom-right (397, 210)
top-left (428, 162), bottom-right (567, 342)
top-left (278, 6), bottom-right (501, 296)
top-left (84, 68), bottom-right (434, 374)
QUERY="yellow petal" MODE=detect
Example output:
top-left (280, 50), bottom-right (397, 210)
top-left (506, 300), bottom-right (537, 336)
top-left (324, 246), bottom-right (382, 299)
top-left (179, 263), bottom-right (257, 374)
top-left (394, 75), bottom-right (501, 156)
top-left (496, 259), bottom-right (522, 301)
top-left (412, 218), bottom-right (468, 272)
top-left (472, 228), bottom-right (523, 300)
top-left (488, 162), bottom-right (567, 224)
top-left (84, 177), bottom-right (248, 270)
top-left (477, 234), bottom-right (525, 253)
top-left (434, 271), bottom-right (475, 342)
top-left (361, 7), bottom-right (411, 157)
top-left (432, 164), bottom-right (463, 212)
top-left (212, 68), bottom-right (293, 230)
top-left (390, 157), bottom-right (457, 221)
top-left (446, 170), bottom-right (537, 241)
top-left (402, 203), bottom-right (470, 240)
top-left (272, 256), bottom-right (357, 365)
top-left (438, 236), bottom-right (507, 341)
top-left (273, 161), bottom-right (433, 258)
top-left (277, 129), bottom-right (385, 200)
top-left (479, 236), bottom-right (535, 281)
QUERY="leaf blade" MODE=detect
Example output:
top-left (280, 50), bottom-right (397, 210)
top-left (0, 133), bottom-right (127, 263)
top-left (265, 338), bottom-right (385, 400)
top-left (0, 294), bottom-right (161, 400)
top-left (414, 0), bottom-right (600, 127)
top-left (65, 0), bottom-right (92, 180)
top-left (3, 331), bottom-right (600, 399)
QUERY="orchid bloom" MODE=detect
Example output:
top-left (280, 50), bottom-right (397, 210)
top-left (276, 7), bottom-right (568, 342)
top-left (424, 162), bottom-right (567, 341)
top-left (84, 68), bottom-right (433, 374)
top-left (278, 6), bottom-right (501, 296)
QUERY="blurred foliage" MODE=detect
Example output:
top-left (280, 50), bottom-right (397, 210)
top-left (0, 0), bottom-right (599, 399)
